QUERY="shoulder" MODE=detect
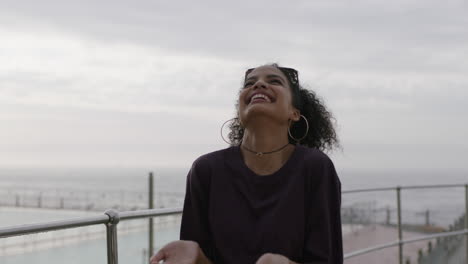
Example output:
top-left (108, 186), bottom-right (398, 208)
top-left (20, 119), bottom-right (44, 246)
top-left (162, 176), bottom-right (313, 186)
top-left (188, 146), bottom-right (234, 180)
top-left (186, 147), bottom-right (236, 188)
top-left (192, 146), bottom-right (233, 169)
top-left (298, 145), bottom-right (335, 169)
top-left (297, 146), bottom-right (340, 188)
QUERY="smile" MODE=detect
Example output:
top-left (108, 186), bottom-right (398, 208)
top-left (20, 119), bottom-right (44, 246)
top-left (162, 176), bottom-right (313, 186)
top-left (248, 92), bottom-right (274, 104)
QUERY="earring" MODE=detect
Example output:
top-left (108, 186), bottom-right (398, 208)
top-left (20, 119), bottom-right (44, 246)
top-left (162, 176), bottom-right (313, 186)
top-left (288, 115), bottom-right (309, 144)
top-left (220, 118), bottom-right (238, 145)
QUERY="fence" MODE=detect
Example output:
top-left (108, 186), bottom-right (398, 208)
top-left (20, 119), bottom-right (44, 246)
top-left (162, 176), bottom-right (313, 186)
top-left (342, 184), bottom-right (468, 263)
top-left (0, 183), bottom-right (467, 264)
top-left (0, 188), bottom-right (184, 211)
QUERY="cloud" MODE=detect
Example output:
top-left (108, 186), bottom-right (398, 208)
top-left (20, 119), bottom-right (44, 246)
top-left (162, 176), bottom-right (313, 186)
top-left (0, 26), bottom-right (245, 119)
top-left (0, 0), bottom-right (467, 169)
top-left (1, 0), bottom-right (467, 70)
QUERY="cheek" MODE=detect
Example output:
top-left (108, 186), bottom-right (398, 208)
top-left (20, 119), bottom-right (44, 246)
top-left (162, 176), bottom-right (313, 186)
top-left (283, 90), bottom-right (295, 108)
top-left (238, 90), bottom-right (248, 109)
top-left (276, 89), bottom-right (293, 106)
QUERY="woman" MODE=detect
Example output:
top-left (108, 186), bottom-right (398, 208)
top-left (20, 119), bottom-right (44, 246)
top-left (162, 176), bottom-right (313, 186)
top-left (150, 64), bottom-right (342, 264)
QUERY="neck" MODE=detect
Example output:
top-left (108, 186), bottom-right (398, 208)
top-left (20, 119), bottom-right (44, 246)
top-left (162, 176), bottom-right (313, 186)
top-left (241, 116), bottom-right (290, 151)
top-left (240, 118), bottom-right (294, 176)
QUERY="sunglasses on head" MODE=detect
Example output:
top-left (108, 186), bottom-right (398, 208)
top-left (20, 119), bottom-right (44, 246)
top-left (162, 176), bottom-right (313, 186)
top-left (245, 67), bottom-right (299, 88)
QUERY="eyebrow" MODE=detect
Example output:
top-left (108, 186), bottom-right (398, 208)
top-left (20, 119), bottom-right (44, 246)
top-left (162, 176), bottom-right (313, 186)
top-left (245, 74), bottom-right (286, 83)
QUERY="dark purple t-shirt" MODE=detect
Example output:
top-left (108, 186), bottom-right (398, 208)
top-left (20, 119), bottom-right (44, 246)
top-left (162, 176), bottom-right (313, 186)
top-left (180, 145), bottom-right (343, 264)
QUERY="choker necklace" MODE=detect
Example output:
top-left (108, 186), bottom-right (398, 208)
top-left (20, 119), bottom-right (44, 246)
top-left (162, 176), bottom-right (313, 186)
top-left (241, 143), bottom-right (290, 157)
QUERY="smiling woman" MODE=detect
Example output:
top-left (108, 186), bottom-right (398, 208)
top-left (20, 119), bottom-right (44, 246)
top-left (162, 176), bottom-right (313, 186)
top-left (231, 64), bottom-right (339, 151)
top-left (150, 64), bottom-right (342, 264)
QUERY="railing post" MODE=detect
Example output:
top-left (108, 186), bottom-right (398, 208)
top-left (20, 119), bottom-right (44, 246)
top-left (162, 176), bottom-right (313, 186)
top-left (425, 210), bottom-right (430, 226)
top-left (386, 206), bottom-right (391, 225)
top-left (396, 186), bottom-right (403, 264)
top-left (465, 184), bottom-right (467, 264)
top-left (149, 172), bottom-right (154, 260)
top-left (38, 192), bottom-right (42, 208)
top-left (105, 209), bottom-right (120, 264)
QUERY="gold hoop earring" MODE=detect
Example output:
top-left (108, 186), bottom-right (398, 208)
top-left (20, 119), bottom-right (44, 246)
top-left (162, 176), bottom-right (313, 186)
top-left (288, 114), bottom-right (309, 144)
top-left (220, 118), bottom-right (238, 145)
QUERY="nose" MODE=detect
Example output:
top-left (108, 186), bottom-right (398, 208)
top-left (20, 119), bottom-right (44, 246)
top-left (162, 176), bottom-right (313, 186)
top-left (253, 79), bottom-right (267, 89)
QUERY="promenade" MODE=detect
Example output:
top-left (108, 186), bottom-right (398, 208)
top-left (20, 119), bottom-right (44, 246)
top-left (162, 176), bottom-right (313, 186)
top-left (343, 224), bottom-right (434, 264)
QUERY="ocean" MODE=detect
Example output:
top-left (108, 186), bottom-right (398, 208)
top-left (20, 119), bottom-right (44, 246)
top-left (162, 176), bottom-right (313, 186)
top-left (0, 167), bottom-right (466, 225)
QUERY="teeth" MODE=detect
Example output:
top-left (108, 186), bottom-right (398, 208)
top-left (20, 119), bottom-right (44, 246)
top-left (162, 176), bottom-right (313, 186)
top-left (251, 93), bottom-right (271, 103)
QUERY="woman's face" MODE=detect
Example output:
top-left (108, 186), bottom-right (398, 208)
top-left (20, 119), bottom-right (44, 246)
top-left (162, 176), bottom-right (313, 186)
top-left (238, 66), bottom-right (299, 127)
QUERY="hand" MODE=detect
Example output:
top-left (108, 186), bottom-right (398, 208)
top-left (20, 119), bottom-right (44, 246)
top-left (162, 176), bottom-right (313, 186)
top-left (256, 253), bottom-right (296, 264)
top-left (150, 240), bottom-right (207, 264)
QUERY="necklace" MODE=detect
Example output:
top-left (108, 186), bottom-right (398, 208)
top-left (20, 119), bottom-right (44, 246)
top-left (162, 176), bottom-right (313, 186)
top-left (241, 142), bottom-right (290, 157)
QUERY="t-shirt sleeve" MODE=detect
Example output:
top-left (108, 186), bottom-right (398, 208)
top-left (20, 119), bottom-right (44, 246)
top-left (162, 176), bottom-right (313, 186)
top-left (303, 156), bottom-right (343, 264)
top-left (179, 158), bottom-right (216, 261)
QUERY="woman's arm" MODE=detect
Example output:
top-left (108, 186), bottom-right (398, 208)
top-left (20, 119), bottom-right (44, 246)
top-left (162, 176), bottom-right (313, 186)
top-left (302, 156), bottom-right (343, 264)
top-left (179, 157), bottom-right (216, 262)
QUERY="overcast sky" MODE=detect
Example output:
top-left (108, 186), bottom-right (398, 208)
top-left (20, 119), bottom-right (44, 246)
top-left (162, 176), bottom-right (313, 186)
top-left (0, 0), bottom-right (467, 172)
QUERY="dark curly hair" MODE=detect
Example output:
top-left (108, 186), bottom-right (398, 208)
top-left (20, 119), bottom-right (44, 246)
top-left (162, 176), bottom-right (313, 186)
top-left (228, 63), bottom-right (339, 152)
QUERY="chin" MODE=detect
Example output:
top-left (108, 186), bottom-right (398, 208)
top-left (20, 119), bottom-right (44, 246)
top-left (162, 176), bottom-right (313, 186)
top-left (245, 103), bottom-right (273, 113)
top-left (241, 104), bottom-right (282, 123)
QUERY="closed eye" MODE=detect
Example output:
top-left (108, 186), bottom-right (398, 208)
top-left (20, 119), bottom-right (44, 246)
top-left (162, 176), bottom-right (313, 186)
top-left (243, 78), bottom-right (282, 88)
top-left (243, 82), bottom-right (253, 88)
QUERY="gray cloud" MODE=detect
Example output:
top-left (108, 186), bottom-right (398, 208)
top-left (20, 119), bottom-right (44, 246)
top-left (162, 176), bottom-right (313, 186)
top-left (0, 0), bottom-right (467, 169)
top-left (1, 0), bottom-right (467, 72)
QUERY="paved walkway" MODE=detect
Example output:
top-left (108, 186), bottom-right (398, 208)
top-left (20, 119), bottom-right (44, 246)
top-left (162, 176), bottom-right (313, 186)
top-left (343, 224), bottom-right (435, 264)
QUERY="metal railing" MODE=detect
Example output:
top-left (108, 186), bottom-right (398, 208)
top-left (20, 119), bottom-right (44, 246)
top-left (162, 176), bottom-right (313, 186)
top-left (0, 184), bottom-right (467, 264)
top-left (342, 184), bottom-right (468, 264)
top-left (0, 207), bottom-right (183, 264)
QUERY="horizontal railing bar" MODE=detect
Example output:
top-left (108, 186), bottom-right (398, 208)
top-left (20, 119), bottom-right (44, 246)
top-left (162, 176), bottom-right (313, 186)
top-left (344, 229), bottom-right (468, 259)
top-left (344, 240), bottom-right (399, 258)
top-left (400, 184), bottom-right (466, 190)
top-left (0, 208), bottom-right (183, 239)
top-left (402, 229), bottom-right (467, 244)
top-left (343, 183), bottom-right (466, 194)
top-left (0, 215), bottom-right (109, 239)
top-left (120, 208), bottom-right (183, 221)
top-left (342, 187), bottom-right (396, 194)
